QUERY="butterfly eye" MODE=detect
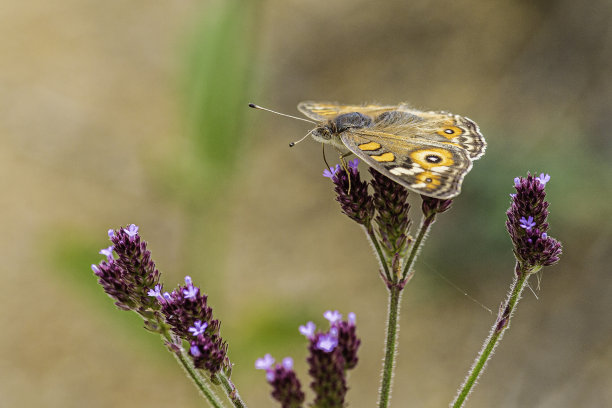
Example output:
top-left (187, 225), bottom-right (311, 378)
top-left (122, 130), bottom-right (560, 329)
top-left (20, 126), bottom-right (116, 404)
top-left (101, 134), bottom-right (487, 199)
top-left (437, 126), bottom-right (463, 138)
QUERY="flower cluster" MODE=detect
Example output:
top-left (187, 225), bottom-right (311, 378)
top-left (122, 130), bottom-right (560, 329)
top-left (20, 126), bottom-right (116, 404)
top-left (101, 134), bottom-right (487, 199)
top-left (93, 225), bottom-right (228, 377)
top-left (257, 311), bottom-right (360, 408)
top-left (255, 355), bottom-right (305, 408)
top-left (506, 173), bottom-right (562, 269)
top-left (156, 276), bottom-right (228, 375)
top-left (91, 224), bottom-right (160, 313)
top-left (324, 159), bottom-right (374, 225)
top-left (370, 168), bottom-right (412, 256)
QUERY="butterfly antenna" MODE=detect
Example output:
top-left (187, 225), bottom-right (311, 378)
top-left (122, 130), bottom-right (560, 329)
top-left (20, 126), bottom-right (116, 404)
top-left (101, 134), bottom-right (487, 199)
top-left (289, 129), bottom-right (314, 148)
top-left (248, 103), bottom-right (316, 124)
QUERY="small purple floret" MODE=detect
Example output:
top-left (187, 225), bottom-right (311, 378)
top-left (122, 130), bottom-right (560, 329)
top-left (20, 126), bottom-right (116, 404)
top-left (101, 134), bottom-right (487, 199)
top-left (348, 312), bottom-right (356, 325)
top-left (299, 321), bottom-right (316, 339)
top-left (190, 345), bottom-right (202, 358)
top-left (537, 173), bottom-right (551, 185)
top-left (183, 285), bottom-right (198, 300)
top-left (255, 354), bottom-right (275, 370)
top-left (323, 164), bottom-right (341, 179)
top-left (182, 276), bottom-right (199, 299)
top-left (316, 332), bottom-right (338, 352)
top-left (189, 320), bottom-right (208, 336)
top-left (519, 216), bottom-right (536, 231)
top-left (282, 357), bottom-right (294, 369)
top-left (323, 310), bottom-right (342, 325)
top-left (124, 224), bottom-right (139, 238)
top-left (147, 284), bottom-right (163, 298)
top-left (99, 246), bottom-right (114, 260)
top-left (107, 229), bottom-right (115, 238)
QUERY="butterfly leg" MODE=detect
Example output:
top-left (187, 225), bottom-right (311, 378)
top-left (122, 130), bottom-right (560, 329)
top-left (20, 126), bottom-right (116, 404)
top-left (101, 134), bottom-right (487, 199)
top-left (335, 148), bottom-right (353, 194)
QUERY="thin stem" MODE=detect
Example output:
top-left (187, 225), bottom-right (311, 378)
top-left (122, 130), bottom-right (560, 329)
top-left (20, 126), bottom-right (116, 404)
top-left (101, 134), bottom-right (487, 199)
top-left (451, 264), bottom-right (540, 407)
top-left (401, 214), bottom-right (435, 281)
top-left (363, 222), bottom-right (392, 282)
top-left (216, 372), bottom-right (248, 408)
top-left (378, 283), bottom-right (403, 408)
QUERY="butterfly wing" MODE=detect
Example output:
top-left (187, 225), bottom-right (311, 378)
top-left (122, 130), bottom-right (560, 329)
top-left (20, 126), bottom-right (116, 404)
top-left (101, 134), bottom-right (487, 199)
top-left (404, 110), bottom-right (486, 160)
top-left (298, 101), bottom-right (399, 122)
top-left (340, 127), bottom-right (475, 199)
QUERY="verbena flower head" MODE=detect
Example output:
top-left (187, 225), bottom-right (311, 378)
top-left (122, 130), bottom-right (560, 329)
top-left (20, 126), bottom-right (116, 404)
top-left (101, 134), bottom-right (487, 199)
top-left (158, 276), bottom-right (228, 375)
top-left (306, 311), bottom-right (361, 407)
top-left (324, 159), bottom-right (374, 225)
top-left (189, 333), bottom-right (228, 376)
top-left (258, 311), bottom-right (360, 407)
top-left (256, 355), bottom-right (305, 408)
top-left (506, 173), bottom-right (562, 269)
top-left (159, 276), bottom-right (222, 339)
top-left (421, 195), bottom-right (453, 219)
top-left (370, 168), bottom-right (412, 255)
top-left (92, 224), bottom-right (160, 313)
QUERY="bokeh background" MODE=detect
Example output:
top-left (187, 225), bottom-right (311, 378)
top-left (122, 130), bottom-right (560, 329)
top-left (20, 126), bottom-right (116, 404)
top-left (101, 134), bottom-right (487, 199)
top-left (2, 0), bottom-right (611, 407)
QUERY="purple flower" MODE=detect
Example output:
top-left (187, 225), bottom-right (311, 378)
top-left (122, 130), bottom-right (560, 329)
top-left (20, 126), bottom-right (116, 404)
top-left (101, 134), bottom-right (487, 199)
top-left (190, 344), bottom-right (202, 358)
top-left (347, 158), bottom-right (359, 173)
top-left (99, 246), bottom-right (114, 260)
top-left (299, 321), bottom-right (316, 339)
top-left (323, 164), bottom-right (341, 179)
top-left (158, 276), bottom-right (226, 374)
top-left (536, 173), bottom-right (551, 185)
top-left (421, 195), bottom-right (453, 219)
top-left (255, 354), bottom-right (275, 370)
top-left (519, 216), bottom-right (536, 231)
top-left (308, 332), bottom-right (347, 407)
top-left (282, 357), bottom-right (294, 370)
top-left (258, 354), bottom-right (305, 407)
top-left (93, 225), bottom-right (160, 312)
top-left (123, 224), bottom-right (139, 239)
top-left (316, 332), bottom-right (338, 352)
top-left (348, 312), bottom-right (356, 325)
top-left (323, 310), bottom-right (342, 325)
top-left (370, 168), bottom-right (413, 255)
top-left (189, 320), bottom-right (208, 336)
top-left (107, 229), bottom-right (115, 238)
top-left (182, 276), bottom-right (199, 299)
top-left (506, 173), bottom-right (562, 269)
top-left (327, 162), bottom-right (374, 225)
top-left (189, 334), bottom-right (228, 375)
top-left (147, 284), bottom-right (163, 298)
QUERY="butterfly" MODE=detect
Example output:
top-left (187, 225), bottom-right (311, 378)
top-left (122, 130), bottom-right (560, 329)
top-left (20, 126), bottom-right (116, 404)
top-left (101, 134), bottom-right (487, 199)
top-left (296, 102), bottom-right (486, 199)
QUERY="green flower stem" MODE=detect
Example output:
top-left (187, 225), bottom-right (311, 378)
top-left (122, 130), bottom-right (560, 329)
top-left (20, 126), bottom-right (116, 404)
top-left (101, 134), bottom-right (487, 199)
top-left (378, 282), bottom-right (402, 408)
top-left (451, 263), bottom-right (541, 408)
top-left (364, 223), bottom-right (392, 282)
top-left (157, 320), bottom-right (225, 408)
top-left (216, 372), bottom-right (248, 408)
top-left (401, 213), bottom-right (435, 281)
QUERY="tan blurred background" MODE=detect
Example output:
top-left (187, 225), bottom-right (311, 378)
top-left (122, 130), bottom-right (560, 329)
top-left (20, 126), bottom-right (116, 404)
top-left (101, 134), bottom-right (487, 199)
top-left (1, 0), bottom-right (611, 407)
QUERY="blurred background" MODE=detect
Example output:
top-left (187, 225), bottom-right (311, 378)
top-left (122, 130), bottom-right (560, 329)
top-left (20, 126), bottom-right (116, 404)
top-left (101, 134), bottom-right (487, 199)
top-left (1, 0), bottom-right (611, 407)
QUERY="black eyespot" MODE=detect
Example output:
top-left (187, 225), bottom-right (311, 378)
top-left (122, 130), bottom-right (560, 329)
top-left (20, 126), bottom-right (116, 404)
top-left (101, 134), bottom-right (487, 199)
top-left (425, 155), bottom-right (442, 163)
top-left (425, 178), bottom-right (433, 183)
top-left (444, 128), bottom-right (455, 134)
